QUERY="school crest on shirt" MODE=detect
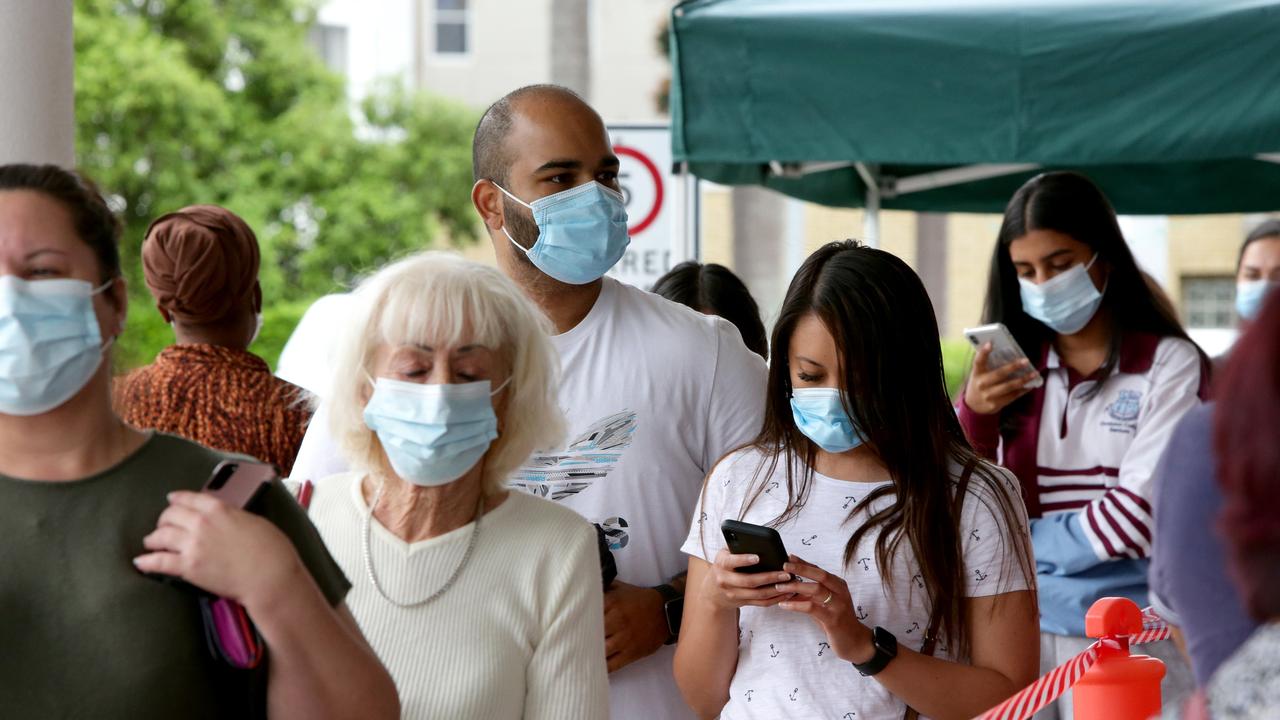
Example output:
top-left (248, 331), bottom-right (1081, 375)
top-left (1106, 390), bottom-right (1142, 422)
top-left (1100, 389), bottom-right (1142, 435)
top-left (509, 410), bottom-right (638, 547)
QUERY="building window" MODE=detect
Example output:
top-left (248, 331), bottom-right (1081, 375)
top-left (309, 23), bottom-right (348, 75)
top-left (435, 0), bottom-right (469, 55)
top-left (1182, 276), bottom-right (1236, 328)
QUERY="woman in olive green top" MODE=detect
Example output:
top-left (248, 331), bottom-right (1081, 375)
top-left (0, 164), bottom-right (399, 719)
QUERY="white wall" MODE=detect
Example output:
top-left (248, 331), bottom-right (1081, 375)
top-left (1118, 215), bottom-right (1170, 288)
top-left (416, 0), bottom-right (553, 110)
top-left (591, 0), bottom-right (672, 122)
top-left (318, 0), bottom-right (416, 101)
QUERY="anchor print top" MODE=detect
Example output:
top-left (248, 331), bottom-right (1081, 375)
top-left (683, 446), bottom-right (1032, 720)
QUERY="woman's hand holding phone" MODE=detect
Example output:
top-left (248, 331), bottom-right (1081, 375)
top-left (964, 342), bottom-right (1039, 415)
top-left (133, 491), bottom-right (302, 612)
top-left (776, 555), bottom-right (875, 664)
top-left (704, 548), bottom-right (796, 610)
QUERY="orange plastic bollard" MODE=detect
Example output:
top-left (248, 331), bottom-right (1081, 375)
top-left (1072, 598), bottom-right (1166, 720)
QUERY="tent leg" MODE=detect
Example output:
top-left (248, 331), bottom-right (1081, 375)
top-left (856, 162), bottom-right (881, 248)
top-left (863, 180), bottom-right (881, 249)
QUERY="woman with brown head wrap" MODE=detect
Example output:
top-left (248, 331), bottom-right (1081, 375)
top-left (114, 205), bottom-right (312, 476)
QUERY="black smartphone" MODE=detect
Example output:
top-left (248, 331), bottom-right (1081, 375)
top-left (721, 519), bottom-right (790, 574)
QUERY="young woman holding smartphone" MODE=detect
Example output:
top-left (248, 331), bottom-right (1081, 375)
top-left (675, 242), bottom-right (1038, 720)
top-left (958, 172), bottom-right (1208, 718)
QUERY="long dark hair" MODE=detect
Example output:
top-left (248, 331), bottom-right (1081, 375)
top-left (983, 172), bottom-right (1204, 406)
top-left (729, 241), bottom-right (1034, 658)
top-left (651, 261), bottom-right (769, 359)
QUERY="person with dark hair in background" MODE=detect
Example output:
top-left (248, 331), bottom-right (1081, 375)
top-left (958, 172), bottom-right (1207, 718)
top-left (676, 241), bottom-right (1038, 720)
top-left (0, 164), bottom-right (397, 719)
top-left (652, 261), bottom-right (769, 359)
top-left (1195, 288), bottom-right (1280, 719)
top-left (1143, 222), bottom-right (1280, 683)
top-left (1232, 219), bottom-right (1280, 327)
top-left (114, 205), bottom-right (311, 475)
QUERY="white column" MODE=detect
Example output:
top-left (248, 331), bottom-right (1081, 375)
top-left (0, 1), bottom-right (75, 167)
top-left (0, 0), bottom-right (74, 165)
top-left (732, 185), bottom-right (788, 325)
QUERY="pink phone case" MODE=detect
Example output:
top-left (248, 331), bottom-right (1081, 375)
top-left (210, 598), bottom-right (262, 669)
top-left (203, 461), bottom-right (276, 509)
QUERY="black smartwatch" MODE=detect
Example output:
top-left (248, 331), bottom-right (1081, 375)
top-left (852, 626), bottom-right (898, 676)
top-left (654, 583), bottom-right (684, 645)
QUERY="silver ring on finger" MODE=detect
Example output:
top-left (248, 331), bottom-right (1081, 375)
top-left (822, 592), bottom-right (834, 606)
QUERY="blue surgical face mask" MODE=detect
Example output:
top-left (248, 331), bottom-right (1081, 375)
top-left (0, 275), bottom-right (114, 416)
top-left (1019, 253), bottom-right (1105, 335)
top-left (363, 377), bottom-right (506, 487)
top-left (494, 181), bottom-right (630, 285)
top-left (1235, 279), bottom-right (1275, 321)
top-left (790, 387), bottom-right (866, 454)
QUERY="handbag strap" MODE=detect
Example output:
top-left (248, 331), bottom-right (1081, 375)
top-left (903, 459), bottom-right (977, 720)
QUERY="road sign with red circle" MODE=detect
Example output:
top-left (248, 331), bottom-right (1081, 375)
top-left (614, 145), bottom-right (664, 237)
top-left (607, 125), bottom-right (697, 289)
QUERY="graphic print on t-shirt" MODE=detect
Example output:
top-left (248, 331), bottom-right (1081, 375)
top-left (510, 409), bottom-right (638, 550)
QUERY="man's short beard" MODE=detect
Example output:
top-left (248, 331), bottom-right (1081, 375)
top-left (502, 195), bottom-right (541, 257)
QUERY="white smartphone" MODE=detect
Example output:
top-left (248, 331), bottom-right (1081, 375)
top-left (962, 323), bottom-right (1044, 389)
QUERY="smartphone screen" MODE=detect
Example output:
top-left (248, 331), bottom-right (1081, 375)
top-left (963, 322), bottom-right (1044, 389)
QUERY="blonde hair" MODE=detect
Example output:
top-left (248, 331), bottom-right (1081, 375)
top-left (327, 251), bottom-right (565, 494)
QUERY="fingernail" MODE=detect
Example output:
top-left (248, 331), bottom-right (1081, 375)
top-left (775, 583), bottom-right (787, 591)
top-left (777, 573), bottom-right (790, 582)
top-left (746, 555), bottom-right (759, 564)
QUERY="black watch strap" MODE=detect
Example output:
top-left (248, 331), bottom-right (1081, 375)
top-left (852, 626), bottom-right (898, 676)
top-left (654, 583), bottom-right (683, 645)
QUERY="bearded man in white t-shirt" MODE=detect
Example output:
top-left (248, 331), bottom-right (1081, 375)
top-left (288, 86), bottom-right (766, 718)
top-left (467, 85), bottom-right (766, 719)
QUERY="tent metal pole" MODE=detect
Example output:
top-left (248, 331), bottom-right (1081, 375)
top-left (675, 162), bottom-right (698, 262)
top-left (856, 162), bottom-right (881, 248)
top-left (890, 163), bottom-right (1040, 196)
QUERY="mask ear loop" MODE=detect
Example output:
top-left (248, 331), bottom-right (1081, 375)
top-left (91, 278), bottom-right (121, 351)
top-left (1083, 252), bottom-right (1110, 297)
top-left (490, 181), bottom-right (539, 255)
top-left (489, 375), bottom-right (513, 396)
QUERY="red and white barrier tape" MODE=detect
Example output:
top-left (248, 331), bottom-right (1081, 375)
top-left (973, 609), bottom-right (1170, 720)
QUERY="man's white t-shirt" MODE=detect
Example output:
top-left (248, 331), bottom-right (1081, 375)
top-left (289, 277), bottom-right (767, 720)
top-left (683, 446), bottom-right (1032, 720)
top-left (513, 277), bottom-right (766, 720)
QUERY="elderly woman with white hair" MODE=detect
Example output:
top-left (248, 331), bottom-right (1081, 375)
top-left (307, 252), bottom-right (608, 719)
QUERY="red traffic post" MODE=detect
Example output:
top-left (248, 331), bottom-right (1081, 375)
top-left (1073, 597), bottom-right (1165, 720)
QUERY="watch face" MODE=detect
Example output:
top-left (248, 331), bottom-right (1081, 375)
top-left (873, 626), bottom-right (898, 657)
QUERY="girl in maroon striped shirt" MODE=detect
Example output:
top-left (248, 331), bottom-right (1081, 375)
top-left (957, 172), bottom-right (1208, 719)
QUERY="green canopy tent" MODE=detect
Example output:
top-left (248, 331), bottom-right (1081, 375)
top-left (668, 0), bottom-right (1280, 241)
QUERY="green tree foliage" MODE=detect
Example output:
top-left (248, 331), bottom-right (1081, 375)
top-left (74, 0), bottom-right (480, 369)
